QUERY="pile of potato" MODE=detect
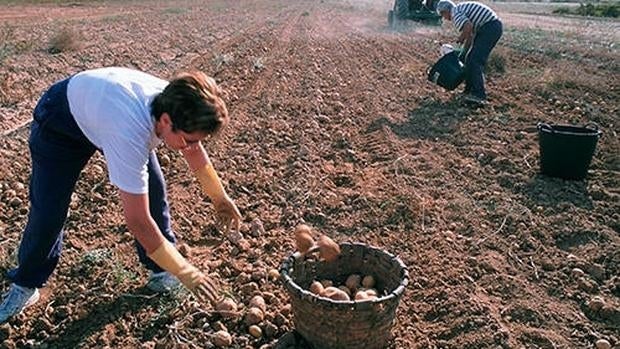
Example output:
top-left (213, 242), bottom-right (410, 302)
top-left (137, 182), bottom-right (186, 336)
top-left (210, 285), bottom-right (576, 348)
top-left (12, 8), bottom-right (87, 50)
top-left (293, 224), bottom-right (381, 302)
top-left (212, 294), bottom-right (272, 347)
top-left (309, 274), bottom-right (380, 302)
top-left (294, 224), bottom-right (341, 262)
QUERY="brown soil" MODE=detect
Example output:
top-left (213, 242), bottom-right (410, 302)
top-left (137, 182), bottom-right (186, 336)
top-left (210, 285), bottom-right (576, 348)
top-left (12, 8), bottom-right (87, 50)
top-left (0, 0), bottom-right (618, 348)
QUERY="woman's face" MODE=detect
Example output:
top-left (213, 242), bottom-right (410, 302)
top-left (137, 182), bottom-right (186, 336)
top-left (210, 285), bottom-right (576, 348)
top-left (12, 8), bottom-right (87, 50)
top-left (165, 129), bottom-right (207, 151)
top-left (157, 113), bottom-right (208, 150)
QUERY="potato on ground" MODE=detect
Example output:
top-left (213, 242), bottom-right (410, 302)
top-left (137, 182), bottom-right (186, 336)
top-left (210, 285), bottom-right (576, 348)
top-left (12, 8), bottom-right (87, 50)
top-left (213, 330), bottom-right (232, 347)
top-left (249, 295), bottom-right (267, 312)
top-left (245, 307), bottom-right (265, 325)
top-left (249, 325), bottom-right (263, 338)
top-left (215, 298), bottom-right (238, 319)
top-left (294, 224), bottom-right (315, 254)
top-left (317, 235), bottom-right (340, 262)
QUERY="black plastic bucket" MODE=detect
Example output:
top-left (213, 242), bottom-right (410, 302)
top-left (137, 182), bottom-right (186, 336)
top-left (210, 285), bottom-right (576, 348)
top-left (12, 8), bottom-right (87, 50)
top-left (537, 123), bottom-right (602, 180)
top-left (427, 51), bottom-right (465, 91)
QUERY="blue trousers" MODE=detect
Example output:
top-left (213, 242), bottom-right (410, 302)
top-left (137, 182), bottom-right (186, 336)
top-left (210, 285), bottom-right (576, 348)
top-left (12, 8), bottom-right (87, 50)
top-left (464, 19), bottom-right (503, 99)
top-left (7, 77), bottom-right (175, 288)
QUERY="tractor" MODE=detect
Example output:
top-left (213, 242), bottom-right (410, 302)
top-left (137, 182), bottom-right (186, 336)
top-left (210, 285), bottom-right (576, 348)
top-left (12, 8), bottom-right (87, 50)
top-left (388, 0), bottom-right (442, 27)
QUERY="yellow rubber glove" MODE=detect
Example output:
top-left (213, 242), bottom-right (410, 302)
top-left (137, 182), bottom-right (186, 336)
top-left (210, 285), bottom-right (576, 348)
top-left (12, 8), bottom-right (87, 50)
top-left (148, 240), bottom-right (219, 304)
top-left (195, 164), bottom-right (241, 233)
top-left (195, 163), bottom-right (226, 201)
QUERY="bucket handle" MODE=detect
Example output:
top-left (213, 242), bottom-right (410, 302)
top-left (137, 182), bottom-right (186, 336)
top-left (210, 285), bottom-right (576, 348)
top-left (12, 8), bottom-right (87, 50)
top-left (538, 122), bottom-right (602, 137)
top-left (537, 122), bottom-right (553, 133)
top-left (583, 122), bottom-right (600, 133)
top-left (585, 122), bottom-right (603, 137)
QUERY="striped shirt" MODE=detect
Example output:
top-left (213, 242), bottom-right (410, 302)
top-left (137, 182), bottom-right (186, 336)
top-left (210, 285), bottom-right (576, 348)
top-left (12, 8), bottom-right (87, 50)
top-left (452, 2), bottom-right (499, 32)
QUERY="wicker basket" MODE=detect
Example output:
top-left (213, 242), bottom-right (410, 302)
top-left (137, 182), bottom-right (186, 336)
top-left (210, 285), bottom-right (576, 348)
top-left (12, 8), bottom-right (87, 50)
top-left (280, 242), bottom-right (409, 349)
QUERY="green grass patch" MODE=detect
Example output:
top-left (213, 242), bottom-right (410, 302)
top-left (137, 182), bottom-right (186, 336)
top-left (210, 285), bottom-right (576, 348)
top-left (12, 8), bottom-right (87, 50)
top-left (0, 0), bottom-right (102, 3)
top-left (553, 2), bottom-right (619, 18)
top-left (101, 14), bottom-right (125, 22)
top-left (75, 248), bottom-right (114, 276)
top-left (0, 25), bottom-right (35, 65)
top-left (503, 27), bottom-right (566, 59)
top-left (48, 27), bottom-right (80, 54)
top-left (553, 6), bottom-right (573, 15)
top-left (162, 7), bottom-right (188, 15)
top-left (0, 27), bottom-right (15, 65)
top-left (485, 52), bottom-right (507, 76)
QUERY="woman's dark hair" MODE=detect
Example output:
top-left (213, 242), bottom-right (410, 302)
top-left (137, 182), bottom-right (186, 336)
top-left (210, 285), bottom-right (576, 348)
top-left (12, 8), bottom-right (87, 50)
top-left (151, 71), bottom-right (228, 135)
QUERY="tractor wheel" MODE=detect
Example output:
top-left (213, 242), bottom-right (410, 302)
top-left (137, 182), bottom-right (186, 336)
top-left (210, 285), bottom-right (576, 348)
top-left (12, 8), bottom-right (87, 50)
top-left (395, 0), bottom-right (410, 19)
top-left (426, 0), bottom-right (439, 11)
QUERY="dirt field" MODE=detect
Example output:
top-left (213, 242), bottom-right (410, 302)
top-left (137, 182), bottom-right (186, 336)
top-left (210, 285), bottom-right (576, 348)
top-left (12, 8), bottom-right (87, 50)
top-left (0, 0), bottom-right (618, 348)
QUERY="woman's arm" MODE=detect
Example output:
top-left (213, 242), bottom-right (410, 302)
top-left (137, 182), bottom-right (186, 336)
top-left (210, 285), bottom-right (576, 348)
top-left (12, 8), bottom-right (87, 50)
top-left (180, 142), bottom-right (241, 233)
top-left (119, 190), bottom-right (219, 303)
top-left (457, 21), bottom-right (474, 49)
top-left (181, 142), bottom-right (227, 202)
top-left (180, 142), bottom-right (210, 171)
top-left (119, 190), bottom-right (165, 253)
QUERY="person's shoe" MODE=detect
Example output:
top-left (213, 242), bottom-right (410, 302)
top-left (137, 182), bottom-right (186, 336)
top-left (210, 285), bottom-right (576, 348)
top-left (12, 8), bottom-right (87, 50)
top-left (463, 94), bottom-right (488, 106)
top-left (146, 271), bottom-right (181, 293)
top-left (0, 284), bottom-right (40, 323)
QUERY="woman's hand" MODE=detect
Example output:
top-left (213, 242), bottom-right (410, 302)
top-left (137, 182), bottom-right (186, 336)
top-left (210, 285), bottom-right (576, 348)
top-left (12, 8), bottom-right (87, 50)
top-left (147, 240), bottom-right (221, 305)
top-left (457, 21), bottom-right (473, 45)
top-left (213, 194), bottom-right (241, 233)
top-left (176, 265), bottom-right (220, 304)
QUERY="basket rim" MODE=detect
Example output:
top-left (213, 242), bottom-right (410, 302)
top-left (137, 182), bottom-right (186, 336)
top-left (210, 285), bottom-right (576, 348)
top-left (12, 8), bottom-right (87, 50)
top-left (279, 242), bottom-right (409, 308)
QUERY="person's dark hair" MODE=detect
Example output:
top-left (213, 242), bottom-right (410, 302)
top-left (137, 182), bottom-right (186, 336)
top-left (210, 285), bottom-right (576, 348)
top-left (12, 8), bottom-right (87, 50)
top-left (151, 71), bottom-right (228, 135)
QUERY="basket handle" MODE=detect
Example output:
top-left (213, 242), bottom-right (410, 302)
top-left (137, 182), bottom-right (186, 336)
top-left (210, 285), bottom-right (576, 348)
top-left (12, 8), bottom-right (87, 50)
top-left (537, 122), bottom-right (553, 133)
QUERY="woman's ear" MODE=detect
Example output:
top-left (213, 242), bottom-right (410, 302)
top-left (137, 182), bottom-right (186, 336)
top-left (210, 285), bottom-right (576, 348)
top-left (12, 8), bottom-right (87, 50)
top-left (161, 113), bottom-right (171, 126)
top-left (160, 113), bottom-right (175, 131)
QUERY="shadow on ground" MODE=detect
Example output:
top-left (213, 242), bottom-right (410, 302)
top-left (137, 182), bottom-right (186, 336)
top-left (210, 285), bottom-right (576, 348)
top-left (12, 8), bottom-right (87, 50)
top-left (366, 98), bottom-right (469, 141)
top-left (29, 288), bottom-right (177, 348)
top-left (516, 174), bottom-right (594, 211)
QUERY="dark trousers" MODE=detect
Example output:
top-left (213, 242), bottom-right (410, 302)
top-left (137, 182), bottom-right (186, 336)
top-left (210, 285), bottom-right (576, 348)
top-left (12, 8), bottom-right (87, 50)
top-left (7, 77), bottom-right (175, 288)
top-left (464, 19), bottom-right (503, 99)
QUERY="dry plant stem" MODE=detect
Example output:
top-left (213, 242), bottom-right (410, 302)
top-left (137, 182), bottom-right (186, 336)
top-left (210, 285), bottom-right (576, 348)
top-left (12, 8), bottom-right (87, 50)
top-left (89, 179), bottom-right (107, 194)
top-left (44, 300), bottom-right (55, 315)
top-left (476, 214), bottom-right (508, 245)
top-left (0, 237), bottom-right (15, 246)
top-left (529, 256), bottom-right (539, 280)
top-left (179, 215), bottom-right (193, 228)
top-left (187, 308), bottom-right (211, 320)
top-left (387, 159), bottom-right (427, 233)
top-left (523, 153), bottom-right (533, 169)
top-left (421, 200), bottom-right (426, 233)
top-left (0, 120), bottom-right (31, 137)
top-left (166, 322), bottom-right (197, 347)
top-left (120, 293), bottom-right (159, 300)
top-left (212, 309), bottom-right (242, 317)
top-left (508, 248), bottom-right (524, 266)
top-left (437, 278), bottom-right (451, 288)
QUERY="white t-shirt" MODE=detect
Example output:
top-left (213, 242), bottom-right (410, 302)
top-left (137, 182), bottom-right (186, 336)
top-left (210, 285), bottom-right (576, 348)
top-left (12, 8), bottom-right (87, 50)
top-left (67, 67), bottom-right (167, 194)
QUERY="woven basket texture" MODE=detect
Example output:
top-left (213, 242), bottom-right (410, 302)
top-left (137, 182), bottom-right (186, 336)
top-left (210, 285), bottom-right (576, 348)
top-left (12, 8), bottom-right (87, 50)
top-left (280, 243), bottom-right (409, 349)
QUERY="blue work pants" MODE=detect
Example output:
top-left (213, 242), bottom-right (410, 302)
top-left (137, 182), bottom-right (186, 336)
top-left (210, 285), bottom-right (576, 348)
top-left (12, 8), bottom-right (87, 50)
top-left (464, 19), bottom-right (503, 99)
top-left (7, 77), bottom-right (174, 288)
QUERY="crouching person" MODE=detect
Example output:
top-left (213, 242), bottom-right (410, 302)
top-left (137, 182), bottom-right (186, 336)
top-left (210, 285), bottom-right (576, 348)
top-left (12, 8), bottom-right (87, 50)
top-left (0, 67), bottom-right (242, 323)
top-left (437, 0), bottom-right (503, 106)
